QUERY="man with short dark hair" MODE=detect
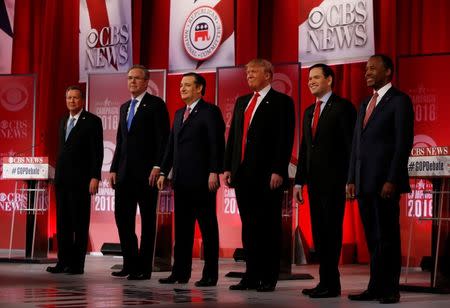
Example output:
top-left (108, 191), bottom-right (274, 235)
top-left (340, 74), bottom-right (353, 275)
top-left (47, 85), bottom-right (103, 275)
top-left (347, 54), bottom-right (414, 304)
top-left (294, 63), bottom-right (356, 298)
top-left (158, 72), bottom-right (225, 287)
top-left (110, 64), bottom-right (170, 280)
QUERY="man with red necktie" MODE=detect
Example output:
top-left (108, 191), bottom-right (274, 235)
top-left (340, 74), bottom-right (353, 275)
top-left (224, 58), bottom-right (295, 292)
top-left (294, 63), bottom-right (356, 298)
top-left (347, 54), bottom-right (414, 304)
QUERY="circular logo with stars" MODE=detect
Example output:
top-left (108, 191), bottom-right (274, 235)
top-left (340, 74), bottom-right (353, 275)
top-left (183, 6), bottom-right (223, 61)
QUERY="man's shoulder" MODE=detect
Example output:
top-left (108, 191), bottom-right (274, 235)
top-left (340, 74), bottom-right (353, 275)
top-left (330, 94), bottom-right (355, 110)
top-left (81, 110), bottom-right (101, 122)
top-left (142, 92), bottom-right (165, 104)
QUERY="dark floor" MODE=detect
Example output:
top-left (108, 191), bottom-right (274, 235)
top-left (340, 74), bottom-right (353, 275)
top-left (0, 254), bottom-right (449, 307)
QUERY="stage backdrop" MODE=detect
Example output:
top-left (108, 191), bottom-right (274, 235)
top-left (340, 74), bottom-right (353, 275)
top-left (169, 0), bottom-right (235, 72)
top-left (0, 0), bottom-right (15, 73)
top-left (216, 64), bottom-right (301, 257)
top-left (0, 74), bottom-right (35, 250)
top-left (398, 54), bottom-right (450, 267)
top-left (79, 0), bottom-right (133, 82)
top-left (87, 70), bottom-right (166, 252)
top-left (298, 0), bottom-right (375, 67)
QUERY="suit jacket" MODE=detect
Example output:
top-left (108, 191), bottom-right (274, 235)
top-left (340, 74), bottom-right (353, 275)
top-left (110, 92), bottom-right (170, 183)
top-left (55, 110), bottom-right (103, 190)
top-left (224, 88), bottom-right (295, 188)
top-left (161, 99), bottom-right (225, 190)
top-left (347, 86), bottom-right (414, 195)
top-left (295, 93), bottom-right (356, 193)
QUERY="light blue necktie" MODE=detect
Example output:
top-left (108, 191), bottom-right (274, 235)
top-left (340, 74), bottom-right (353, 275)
top-left (65, 117), bottom-right (75, 141)
top-left (127, 99), bottom-right (138, 131)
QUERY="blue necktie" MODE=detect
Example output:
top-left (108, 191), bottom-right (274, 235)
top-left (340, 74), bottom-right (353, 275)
top-left (65, 117), bottom-right (75, 141)
top-left (127, 99), bottom-right (138, 131)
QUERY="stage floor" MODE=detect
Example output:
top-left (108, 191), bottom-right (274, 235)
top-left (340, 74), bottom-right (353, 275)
top-left (0, 255), bottom-right (449, 307)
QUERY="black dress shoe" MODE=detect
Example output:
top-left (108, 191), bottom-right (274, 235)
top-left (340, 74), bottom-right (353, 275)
top-left (46, 265), bottom-right (68, 274)
top-left (302, 284), bottom-right (323, 295)
top-left (127, 273), bottom-right (151, 280)
top-left (309, 288), bottom-right (341, 298)
top-left (229, 279), bottom-right (258, 291)
top-left (111, 270), bottom-right (129, 277)
top-left (348, 290), bottom-right (378, 301)
top-left (379, 294), bottom-right (400, 304)
top-left (159, 275), bottom-right (189, 284)
top-left (256, 282), bottom-right (276, 292)
top-left (194, 278), bottom-right (217, 287)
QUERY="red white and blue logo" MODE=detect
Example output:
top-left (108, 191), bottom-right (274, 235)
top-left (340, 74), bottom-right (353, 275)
top-left (183, 6), bottom-right (223, 61)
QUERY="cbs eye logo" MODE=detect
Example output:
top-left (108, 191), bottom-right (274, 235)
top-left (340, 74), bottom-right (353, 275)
top-left (102, 141), bottom-right (116, 172)
top-left (0, 84), bottom-right (29, 112)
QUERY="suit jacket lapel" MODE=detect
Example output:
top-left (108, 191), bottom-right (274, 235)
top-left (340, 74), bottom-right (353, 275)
top-left (247, 89), bottom-right (271, 133)
top-left (363, 87), bottom-right (394, 130)
top-left (65, 110), bottom-right (85, 143)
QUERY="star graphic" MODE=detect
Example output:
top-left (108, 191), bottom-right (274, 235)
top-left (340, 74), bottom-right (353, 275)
top-left (0, 0), bottom-right (13, 37)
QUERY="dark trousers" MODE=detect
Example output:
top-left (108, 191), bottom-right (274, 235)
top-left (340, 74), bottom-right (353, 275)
top-left (114, 179), bottom-right (158, 275)
top-left (357, 193), bottom-right (401, 297)
top-left (55, 186), bottom-right (91, 271)
top-left (235, 181), bottom-right (283, 286)
top-left (308, 187), bottom-right (346, 290)
top-left (172, 187), bottom-right (219, 281)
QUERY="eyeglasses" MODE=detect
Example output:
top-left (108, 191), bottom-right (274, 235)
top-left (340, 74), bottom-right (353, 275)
top-left (127, 76), bottom-right (146, 81)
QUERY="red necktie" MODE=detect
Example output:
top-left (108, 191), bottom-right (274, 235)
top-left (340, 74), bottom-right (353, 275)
top-left (183, 106), bottom-right (190, 123)
top-left (241, 92), bottom-right (260, 161)
top-left (311, 100), bottom-right (322, 138)
top-left (363, 92), bottom-right (379, 128)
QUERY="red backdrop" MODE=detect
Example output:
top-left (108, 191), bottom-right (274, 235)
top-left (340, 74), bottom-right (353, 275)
top-left (8, 0), bottom-right (450, 262)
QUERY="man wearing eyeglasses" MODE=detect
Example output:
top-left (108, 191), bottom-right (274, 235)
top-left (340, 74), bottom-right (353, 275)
top-left (109, 64), bottom-right (170, 280)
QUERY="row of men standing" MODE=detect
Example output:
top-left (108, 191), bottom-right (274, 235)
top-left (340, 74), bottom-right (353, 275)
top-left (48, 55), bottom-right (413, 303)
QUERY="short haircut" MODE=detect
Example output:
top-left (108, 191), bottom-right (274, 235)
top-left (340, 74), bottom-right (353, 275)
top-left (371, 54), bottom-right (394, 80)
top-left (66, 85), bottom-right (84, 99)
top-left (309, 63), bottom-right (335, 88)
top-left (128, 64), bottom-right (150, 80)
top-left (183, 72), bottom-right (206, 96)
top-left (246, 58), bottom-right (274, 79)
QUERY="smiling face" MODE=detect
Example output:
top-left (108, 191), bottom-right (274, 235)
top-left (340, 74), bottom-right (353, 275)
top-left (66, 89), bottom-right (84, 116)
top-left (180, 75), bottom-right (202, 105)
top-left (246, 64), bottom-right (271, 92)
top-left (365, 56), bottom-right (391, 90)
top-left (308, 67), bottom-right (332, 98)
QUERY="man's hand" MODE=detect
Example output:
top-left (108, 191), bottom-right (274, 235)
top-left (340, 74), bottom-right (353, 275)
top-left (270, 173), bottom-right (283, 190)
top-left (346, 184), bottom-right (356, 200)
top-left (381, 182), bottom-right (396, 199)
top-left (293, 186), bottom-right (304, 204)
top-left (109, 172), bottom-right (117, 189)
top-left (208, 173), bottom-right (220, 192)
top-left (157, 175), bottom-right (166, 191)
top-left (223, 171), bottom-right (232, 188)
top-left (89, 178), bottom-right (99, 195)
top-left (149, 167), bottom-right (160, 187)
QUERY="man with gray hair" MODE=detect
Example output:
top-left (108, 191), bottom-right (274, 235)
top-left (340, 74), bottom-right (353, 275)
top-left (110, 65), bottom-right (170, 280)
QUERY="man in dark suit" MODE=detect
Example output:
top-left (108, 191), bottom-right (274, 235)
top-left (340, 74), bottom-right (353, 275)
top-left (109, 64), bottom-right (170, 280)
top-left (47, 85), bottom-right (103, 275)
top-left (347, 54), bottom-right (414, 304)
top-left (294, 64), bottom-right (356, 298)
top-left (224, 58), bottom-right (295, 292)
top-left (157, 72), bottom-right (225, 287)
